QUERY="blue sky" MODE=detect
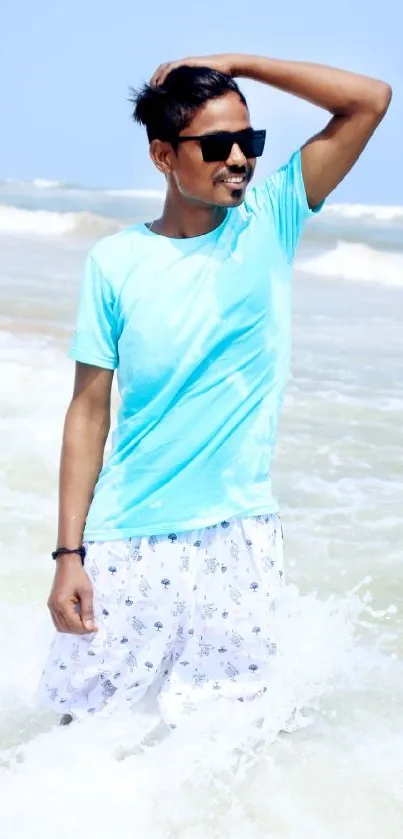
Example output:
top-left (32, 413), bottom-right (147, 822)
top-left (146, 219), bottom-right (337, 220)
top-left (1, 0), bottom-right (401, 203)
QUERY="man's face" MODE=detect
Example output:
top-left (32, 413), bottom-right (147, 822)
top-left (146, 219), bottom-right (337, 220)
top-left (153, 93), bottom-right (257, 208)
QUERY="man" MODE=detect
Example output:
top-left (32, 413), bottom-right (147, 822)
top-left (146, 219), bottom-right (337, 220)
top-left (39, 54), bottom-right (391, 728)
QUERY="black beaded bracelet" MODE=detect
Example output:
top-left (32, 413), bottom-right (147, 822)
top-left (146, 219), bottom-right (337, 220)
top-left (51, 546), bottom-right (86, 564)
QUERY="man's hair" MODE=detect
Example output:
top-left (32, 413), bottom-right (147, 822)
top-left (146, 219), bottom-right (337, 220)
top-left (130, 66), bottom-right (247, 143)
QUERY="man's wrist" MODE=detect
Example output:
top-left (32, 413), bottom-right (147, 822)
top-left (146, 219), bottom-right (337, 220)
top-left (229, 53), bottom-right (249, 77)
top-left (229, 54), bottom-right (259, 78)
top-left (52, 544), bottom-right (86, 563)
top-left (55, 552), bottom-right (84, 565)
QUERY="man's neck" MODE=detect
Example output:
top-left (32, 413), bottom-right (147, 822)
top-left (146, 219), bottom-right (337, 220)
top-left (151, 194), bottom-right (227, 239)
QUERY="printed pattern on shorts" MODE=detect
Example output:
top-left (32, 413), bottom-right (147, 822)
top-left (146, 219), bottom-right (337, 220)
top-left (39, 514), bottom-right (284, 728)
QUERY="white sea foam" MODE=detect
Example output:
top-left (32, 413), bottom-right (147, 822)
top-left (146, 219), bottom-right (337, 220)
top-left (296, 241), bottom-right (403, 287)
top-left (324, 203), bottom-right (403, 223)
top-left (30, 178), bottom-right (63, 189)
top-left (0, 180), bottom-right (165, 199)
top-left (2, 177), bottom-right (65, 189)
top-left (0, 205), bottom-right (123, 237)
top-left (104, 187), bottom-right (165, 200)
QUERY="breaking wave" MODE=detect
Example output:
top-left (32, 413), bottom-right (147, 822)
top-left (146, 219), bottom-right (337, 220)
top-left (296, 241), bottom-right (403, 287)
top-left (0, 205), bottom-right (123, 237)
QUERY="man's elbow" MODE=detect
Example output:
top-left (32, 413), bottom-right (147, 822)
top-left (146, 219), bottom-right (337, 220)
top-left (369, 81), bottom-right (392, 117)
top-left (341, 81), bottom-right (392, 120)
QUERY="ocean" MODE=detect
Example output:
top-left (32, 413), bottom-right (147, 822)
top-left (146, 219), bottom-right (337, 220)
top-left (0, 179), bottom-right (402, 838)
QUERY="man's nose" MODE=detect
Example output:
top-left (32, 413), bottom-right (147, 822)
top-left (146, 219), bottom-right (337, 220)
top-left (225, 142), bottom-right (248, 166)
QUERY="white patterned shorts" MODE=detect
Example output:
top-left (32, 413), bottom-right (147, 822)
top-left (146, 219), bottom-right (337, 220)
top-left (39, 514), bottom-right (284, 728)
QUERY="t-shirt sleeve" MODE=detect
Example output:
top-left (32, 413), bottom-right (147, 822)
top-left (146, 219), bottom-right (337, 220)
top-left (251, 149), bottom-right (323, 263)
top-left (68, 253), bottom-right (119, 370)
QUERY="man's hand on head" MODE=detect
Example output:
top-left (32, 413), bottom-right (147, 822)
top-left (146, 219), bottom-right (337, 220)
top-left (150, 55), bottom-right (236, 86)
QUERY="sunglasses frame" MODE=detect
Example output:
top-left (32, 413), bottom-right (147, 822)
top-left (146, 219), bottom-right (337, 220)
top-left (175, 128), bottom-right (266, 162)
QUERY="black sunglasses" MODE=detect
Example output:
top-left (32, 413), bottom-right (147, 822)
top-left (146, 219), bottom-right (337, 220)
top-left (176, 128), bottom-right (266, 162)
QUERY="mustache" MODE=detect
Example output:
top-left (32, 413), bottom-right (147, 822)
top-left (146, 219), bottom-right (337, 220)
top-left (214, 164), bottom-right (252, 183)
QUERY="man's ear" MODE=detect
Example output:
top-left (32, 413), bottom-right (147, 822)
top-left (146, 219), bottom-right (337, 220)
top-left (150, 139), bottom-right (176, 175)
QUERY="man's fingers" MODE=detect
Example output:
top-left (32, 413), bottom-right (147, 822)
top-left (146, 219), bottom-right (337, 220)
top-left (157, 64), bottom-right (172, 85)
top-left (78, 586), bottom-right (98, 633)
top-left (47, 568), bottom-right (98, 635)
top-left (49, 606), bottom-right (64, 633)
top-left (61, 602), bottom-right (86, 634)
top-left (151, 62), bottom-right (173, 86)
top-left (151, 58), bottom-right (206, 86)
top-left (49, 598), bottom-right (88, 635)
top-left (49, 606), bottom-right (73, 634)
top-left (55, 611), bottom-right (71, 634)
top-left (150, 64), bottom-right (164, 85)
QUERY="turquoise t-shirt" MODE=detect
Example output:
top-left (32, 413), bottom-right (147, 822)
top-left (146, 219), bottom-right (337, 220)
top-left (69, 150), bottom-right (320, 540)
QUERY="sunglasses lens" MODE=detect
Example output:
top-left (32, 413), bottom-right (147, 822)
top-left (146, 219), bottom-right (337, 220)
top-left (200, 130), bottom-right (266, 162)
top-left (200, 135), bottom-right (232, 162)
top-left (240, 131), bottom-right (266, 158)
top-left (249, 131), bottom-right (266, 158)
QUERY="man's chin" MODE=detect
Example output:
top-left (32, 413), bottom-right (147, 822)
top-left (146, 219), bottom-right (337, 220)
top-left (215, 184), bottom-right (247, 207)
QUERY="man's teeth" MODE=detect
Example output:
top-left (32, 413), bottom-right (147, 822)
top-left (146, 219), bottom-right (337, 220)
top-left (222, 175), bottom-right (245, 184)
